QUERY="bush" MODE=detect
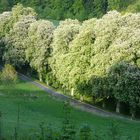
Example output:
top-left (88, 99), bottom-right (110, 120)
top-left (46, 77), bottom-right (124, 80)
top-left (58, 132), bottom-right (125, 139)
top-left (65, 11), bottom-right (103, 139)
top-left (0, 64), bottom-right (18, 85)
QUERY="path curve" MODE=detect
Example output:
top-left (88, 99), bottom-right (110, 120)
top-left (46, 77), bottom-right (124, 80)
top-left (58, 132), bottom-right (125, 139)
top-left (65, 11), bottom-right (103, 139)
top-left (19, 74), bottom-right (139, 122)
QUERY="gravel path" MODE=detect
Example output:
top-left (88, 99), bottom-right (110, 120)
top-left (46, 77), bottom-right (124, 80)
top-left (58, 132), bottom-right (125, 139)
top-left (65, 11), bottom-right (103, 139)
top-left (18, 74), bottom-right (139, 122)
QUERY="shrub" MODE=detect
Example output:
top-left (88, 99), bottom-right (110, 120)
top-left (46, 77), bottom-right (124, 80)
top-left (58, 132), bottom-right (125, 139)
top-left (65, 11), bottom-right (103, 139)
top-left (0, 64), bottom-right (18, 85)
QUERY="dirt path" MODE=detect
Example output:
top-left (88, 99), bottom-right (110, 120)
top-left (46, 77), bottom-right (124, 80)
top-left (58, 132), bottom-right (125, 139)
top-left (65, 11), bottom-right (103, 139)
top-left (19, 74), bottom-right (139, 122)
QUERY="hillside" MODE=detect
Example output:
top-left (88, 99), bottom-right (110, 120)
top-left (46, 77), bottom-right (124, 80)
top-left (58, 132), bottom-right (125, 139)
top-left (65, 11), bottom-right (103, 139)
top-left (0, 0), bottom-right (139, 20)
top-left (1, 2), bottom-right (140, 139)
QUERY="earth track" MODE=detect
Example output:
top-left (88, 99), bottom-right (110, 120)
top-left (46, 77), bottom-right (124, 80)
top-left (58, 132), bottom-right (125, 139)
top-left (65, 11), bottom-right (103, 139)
top-left (19, 74), bottom-right (140, 122)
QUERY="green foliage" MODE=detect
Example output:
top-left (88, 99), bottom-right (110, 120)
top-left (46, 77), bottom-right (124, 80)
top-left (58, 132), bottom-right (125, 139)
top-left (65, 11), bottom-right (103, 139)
top-left (108, 62), bottom-right (140, 118)
top-left (11, 3), bottom-right (37, 23)
top-left (1, 4), bottom-right (140, 118)
top-left (80, 124), bottom-right (91, 140)
top-left (25, 20), bottom-right (55, 81)
top-left (0, 64), bottom-right (17, 85)
top-left (89, 76), bottom-right (110, 101)
top-left (61, 102), bottom-right (76, 140)
top-left (0, 0), bottom-right (117, 21)
top-left (108, 121), bottom-right (121, 140)
top-left (0, 11), bottom-right (12, 62)
top-left (49, 11), bottom-right (140, 116)
top-left (0, 11), bottom-right (12, 38)
top-left (0, 0), bottom-right (139, 21)
top-left (49, 19), bottom-right (80, 89)
top-left (45, 124), bottom-right (54, 140)
top-left (3, 4), bottom-right (36, 68)
top-left (3, 16), bottom-right (36, 67)
top-left (126, 0), bottom-right (140, 13)
top-left (108, 0), bottom-right (134, 11)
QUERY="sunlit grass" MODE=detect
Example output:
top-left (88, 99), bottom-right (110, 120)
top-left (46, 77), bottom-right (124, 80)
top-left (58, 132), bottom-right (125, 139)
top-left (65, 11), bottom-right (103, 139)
top-left (0, 80), bottom-right (140, 139)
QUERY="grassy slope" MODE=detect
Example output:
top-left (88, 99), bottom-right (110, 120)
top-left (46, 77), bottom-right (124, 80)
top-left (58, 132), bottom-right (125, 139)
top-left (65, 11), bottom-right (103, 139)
top-left (0, 80), bottom-right (140, 139)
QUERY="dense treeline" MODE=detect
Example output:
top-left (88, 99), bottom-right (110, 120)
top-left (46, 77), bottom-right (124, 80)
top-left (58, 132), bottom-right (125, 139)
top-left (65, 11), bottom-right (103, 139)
top-left (0, 0), bottom-right (137, 20)
top-left (0, 4), bottom-right (140, 118)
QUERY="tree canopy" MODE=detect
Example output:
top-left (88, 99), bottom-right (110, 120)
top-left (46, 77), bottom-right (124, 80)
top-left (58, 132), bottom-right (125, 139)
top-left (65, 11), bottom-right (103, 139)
top-left (26, 20), bottom-right (55, 81)
top-left (0, 0), bottom-right (137, 21)
top-left (3, 4), bottom-right (36, 67)
top-left (1, 4), bottom-right (140, 117)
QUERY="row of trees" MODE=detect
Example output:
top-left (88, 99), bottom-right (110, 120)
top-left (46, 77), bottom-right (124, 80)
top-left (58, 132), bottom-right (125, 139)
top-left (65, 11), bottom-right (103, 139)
top-left (50, 11), bottom-right (140, 118)
top-left (0, 4), bottom-right (140, 118)
top-left (0, 0), bottom-right (136, 20)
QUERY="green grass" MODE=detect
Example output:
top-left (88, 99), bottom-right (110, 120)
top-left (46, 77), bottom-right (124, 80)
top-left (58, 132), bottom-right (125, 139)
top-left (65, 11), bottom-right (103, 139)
top-left (0, 80), bottom-right (140, 139)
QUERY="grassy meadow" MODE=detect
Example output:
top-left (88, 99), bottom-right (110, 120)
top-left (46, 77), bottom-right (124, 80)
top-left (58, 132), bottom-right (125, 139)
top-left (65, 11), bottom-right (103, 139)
top-left (0, 80), bottom-right (140, 139)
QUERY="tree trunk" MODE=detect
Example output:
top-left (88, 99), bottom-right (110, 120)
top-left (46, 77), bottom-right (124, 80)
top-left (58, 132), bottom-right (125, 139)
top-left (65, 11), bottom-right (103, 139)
top-left (39, 73), bottom-right (43, 82)
top-left (71, 88), bottom-right (74, 96)
top-left (116, 101), bottom-right (121, 113)
top-left (80, 95), bottom-right (84, 101)
top-left (102, 99), bottom-right (106, 109)
top-left (93, 96), bottom-right (96, 104)
top-left (131, 112), bottom-right (135, 120)
top-left (46, 80), bottom-right (49, 86)
top-left (131, 109), bottom-right (136, 120)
